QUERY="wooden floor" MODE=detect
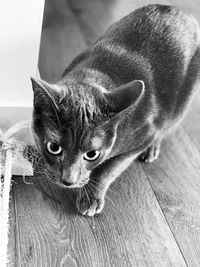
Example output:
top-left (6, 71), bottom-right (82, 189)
top-left (8, 0), bottom-right (200, 266)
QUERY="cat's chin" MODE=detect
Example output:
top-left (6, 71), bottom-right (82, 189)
top-left (56, 180), bottom-right (89, 189)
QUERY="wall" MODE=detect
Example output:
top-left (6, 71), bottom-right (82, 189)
top-left (0, 0), bottom-right (44, 131)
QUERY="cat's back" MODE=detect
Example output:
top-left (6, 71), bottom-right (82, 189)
top-left (91, 4), bottom-right (200, 88)
top-left (102, 4), bottom-right (200, 52)
top-left (66, 5), bottom-right (200, 86)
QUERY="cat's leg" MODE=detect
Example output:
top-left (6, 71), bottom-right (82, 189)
top-left (76, 186), bottom-right (104, 217)
top-left (76, 152), bottom-right (137, 216)
top-left (138, 137), bottom-right (162, 163)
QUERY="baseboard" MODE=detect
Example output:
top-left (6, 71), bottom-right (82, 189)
top-left (0, 106), bottom-right (34, 176)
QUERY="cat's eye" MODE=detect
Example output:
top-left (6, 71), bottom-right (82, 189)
top-left (46, 142), bottom-right (62, 155)
top-left (83, 150), bottom-right (100, 161)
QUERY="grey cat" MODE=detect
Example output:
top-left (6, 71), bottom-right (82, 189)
top-left (31, 5), bottom-right (200, 216)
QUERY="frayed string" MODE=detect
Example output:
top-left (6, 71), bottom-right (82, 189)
top-left (0, 121), bottom-right (40, 266)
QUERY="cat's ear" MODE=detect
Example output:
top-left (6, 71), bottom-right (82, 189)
top-left (31, 77), bottom-right (60, 111)
top-left (105, 80), bottom-right (145, 113)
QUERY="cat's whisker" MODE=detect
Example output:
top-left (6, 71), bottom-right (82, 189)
top-left (85, 184), bottom-right (97, 225)
top-left (89, 182), bottom-right (118, 212)
top-left (22, 176), bottom-right (34, 185)
top-left (90, 181), bottom-right (117, 201)
top-left (74, 188), bottom-right (85, 220)
top-left (84, 186), bottom-right (91, 206)
top-left (32, 168), bottom-right (57, 184)
top-left (90, 182), bottom-right (124, 218)
top-left (90, 180), bottom-right (118, 195)
top-left (34, 168), bottom-right (53, 178)
top-left (86, 183), bottom-right (105, 221)
top-left (74, 193), bottom-right (81, 220)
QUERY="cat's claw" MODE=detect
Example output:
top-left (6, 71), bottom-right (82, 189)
top-left (139, 144), bottom-right (160, 163)
top-left (76, 189), bottom-right (104, 216)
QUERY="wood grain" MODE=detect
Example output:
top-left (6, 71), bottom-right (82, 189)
top-left (142, 127), bottom-right (200, 266)
top-left (11, 162), bottom-right (186, 267)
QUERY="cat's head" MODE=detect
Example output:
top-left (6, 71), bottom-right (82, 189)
top-left (31, 77), bottom-right (144, 188)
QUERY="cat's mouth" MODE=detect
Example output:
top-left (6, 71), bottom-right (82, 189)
top-left (57, 178), bottom-right (89, 189)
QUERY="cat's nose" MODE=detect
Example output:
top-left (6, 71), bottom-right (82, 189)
top-left (61, 168), bottom-right (76, 187)
top-left (61, 179), bottom-right (73, 187)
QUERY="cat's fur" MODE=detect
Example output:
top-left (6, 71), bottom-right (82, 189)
top-left (31, 5), bottom-right (200, 216)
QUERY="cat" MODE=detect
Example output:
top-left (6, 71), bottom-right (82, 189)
top-left (31, 4), bottom-right (200, 216)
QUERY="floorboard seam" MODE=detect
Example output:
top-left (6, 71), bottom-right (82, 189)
top-left (141, 164), bottom-right (189, 267)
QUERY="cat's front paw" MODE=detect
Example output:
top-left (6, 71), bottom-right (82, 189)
top-left (76, 188), bottom-right (105, 217)
top-left (139, 143), bottom-right (160, 163)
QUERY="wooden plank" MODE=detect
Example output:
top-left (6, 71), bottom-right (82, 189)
top-left (142, 127), bottom-right (200, 266)
top-left (38, 0), bottom-right (87, 83)
top-left (12, 163), bottom-right (186, 266)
